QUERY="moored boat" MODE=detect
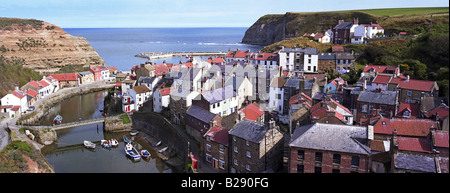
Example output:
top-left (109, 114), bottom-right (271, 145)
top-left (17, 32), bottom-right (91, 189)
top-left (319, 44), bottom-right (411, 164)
top-left (101, 140), bottom-right (111, 148)
top-left (109, 139), bottom-right (119, 147)
top-left (158, 146), bottom-right (168, 153)
top-left (124, 143), bottom-right (141, 161)
top-left (123, 136), bottom-right (132, 144)
top-left (141, 150), bottom-right (150, 159)
top-left (84, 140), bottom-right (95, 149)
top-left (130, 130), bottom-right (139, 136)
top-left (155, 141), bottom-right (162, 147)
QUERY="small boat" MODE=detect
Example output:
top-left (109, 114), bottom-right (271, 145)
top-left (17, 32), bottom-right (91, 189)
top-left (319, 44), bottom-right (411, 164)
top-left (109, 139), bottom-right (119, 147)
top-left (84, 140), bottom-right (95, 149)
top-left (141, 150), bottom-right (150, 159)
top-left (130, 130), bottom-right (139, 136)
top-left (155, 141), bottom-right (162, 147)
top-left (158, 147), bottom-right (168, 153)
top-left (124, 143), bottom-right (141, 161)
top-left (123, 136), bottom-right (132, 144)
top-left (101, 140), bottom-right (111, 148)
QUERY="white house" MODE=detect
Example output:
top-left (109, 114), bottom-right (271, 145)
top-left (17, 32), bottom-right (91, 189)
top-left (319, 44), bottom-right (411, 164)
top-left (153, 87), bottom-right (173, 113)
top-left (122, 95), bottom-right (135, 113)
top-left (353, 22), bottom-right (384, 43)
top-left (199, 85), bottom-right (239, 117)
top-left (224, 76), bottom-right (252, 109)
top-left (128, 85), bottom-right (151, 111)
top-left (137, 76), bottom-right (160, 92)
top-left (269, 77), bottom-right (287, 113)
top-left (278, 47), bottom-right (318, 73)
top-left (1, 89), bottom-right (28, 114)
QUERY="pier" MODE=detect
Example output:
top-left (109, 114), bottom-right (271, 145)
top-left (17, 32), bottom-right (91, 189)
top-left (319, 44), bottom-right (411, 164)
top-left (135, 51), bottom-right (227, 60)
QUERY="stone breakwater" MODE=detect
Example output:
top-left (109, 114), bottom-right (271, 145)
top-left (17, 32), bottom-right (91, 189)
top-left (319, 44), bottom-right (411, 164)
top-left (19, 83), bottom-right (114, 125)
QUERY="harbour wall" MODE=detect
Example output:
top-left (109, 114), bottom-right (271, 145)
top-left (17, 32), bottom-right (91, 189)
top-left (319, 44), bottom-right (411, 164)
top-left (132, 112), bottom-right (189, 162)
top-left (19, 83), bottom-right (115, 125)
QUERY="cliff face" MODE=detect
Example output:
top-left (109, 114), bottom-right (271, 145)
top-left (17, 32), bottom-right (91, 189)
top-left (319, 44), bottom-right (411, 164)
top-left (0, 18), bottom-right (105, 74)
top-left (242, 12), bottom-right (377, 46)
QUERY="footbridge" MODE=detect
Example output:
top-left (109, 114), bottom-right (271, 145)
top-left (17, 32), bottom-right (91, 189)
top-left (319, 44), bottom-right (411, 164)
top-left (28, 118), bottom-right (105, 130)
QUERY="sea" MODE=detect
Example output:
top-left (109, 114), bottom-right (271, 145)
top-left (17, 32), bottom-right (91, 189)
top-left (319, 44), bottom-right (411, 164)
top-left (63, 28), bottom-right (264, 71)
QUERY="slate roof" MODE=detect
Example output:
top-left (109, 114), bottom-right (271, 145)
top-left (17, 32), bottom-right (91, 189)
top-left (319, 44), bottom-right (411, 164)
top-left (357, 90), bottom-right (397, 105)
top-left (202, 85), bottom-right (236, 104)
top-left (335, 21), bottom-right (354, 30)
top-left (318, 53), bottom-right (335, 60)
top-left (230, 120), bottom-right (268, 143)
top-left (284, 78), bottom-right (300, 89)
top-left (186, 105), bottom-right (217, 124)
top-left (395, 153), bottom-right (436, 173)
top-left (289, 123), bottom-right (371, 155)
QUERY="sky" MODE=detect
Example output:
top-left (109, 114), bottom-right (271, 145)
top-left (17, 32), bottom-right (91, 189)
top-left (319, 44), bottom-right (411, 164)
top-left (0, 0), bottom-right (448, 28)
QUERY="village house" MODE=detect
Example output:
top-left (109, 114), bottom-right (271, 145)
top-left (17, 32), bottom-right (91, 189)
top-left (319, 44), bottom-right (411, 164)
top-left (269, 77), bottom-right (287, 113)
top-left (356, 89), bottom-right (398, 124)
top-left (278, 47), bottom-right (318, 74)
top-left (185, 105), bottom-right (222, 142)
top-left (89, 66), bottom-right (110, 81)
top-left (169, 89), bottom-right (200, 125)
top-left (388, 76), bottom-right (439, 104)
top-left (396, 102), bottom-right (420, 119)
top-left (332, 19), bottom-right (358, 44)
top-left (203, 125), bottom-right (229, 172)
top-left (78, 71), bottom-right (94, 85)
top-left (357, 65), bottom-right (400, 89)
top-left (289, 123), bottom-right (372, 173)
top-left (288, 92), bottom-right (313, 133)
top-left (239, 102), bottom-right (265, 123)
top-left (310, 97), bottom-right (353, 125)
top-left (192, 85), bottom-right (238, 117)
top-left (153, 87), bottom-right (174, 113)
top-left (21, 80), bottom-right (51, 99)
top-left (137, 76), bottom-right (160, 91)
top-left (0, 88), bottom-right (28, 115)
top-left (248, 52), bottom-right (278, 69)
top-left (317, 53), bottom-right (336, 74)
top-left (230, 120), bottom-right (284, 173)
top-left (127, 85), bottom-right (152, 112)
top-left (353, 22), bottom-right (384, 44)
top-left (49, 73), bottom-right (79, 88)
top-left (423, 103), bottom-right (449, 130)
top-left (224, 76), bottom-right (252, 109)
top-left (25, 88), bottom-right (39, 107)
top-left (225, 48), bottom-right (251, 63)
top-left (335, 52), bottom-right (355, 73)
top-left (134, 63), bottom-right (155, 81)
top-left (324, 77), bottom-right (346, 94)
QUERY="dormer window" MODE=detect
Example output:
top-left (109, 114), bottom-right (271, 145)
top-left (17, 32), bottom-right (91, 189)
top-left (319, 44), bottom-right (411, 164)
top-left (403, 110), bottom-right (410, 117)
top-left (382, 121), bottom-right (386, 126)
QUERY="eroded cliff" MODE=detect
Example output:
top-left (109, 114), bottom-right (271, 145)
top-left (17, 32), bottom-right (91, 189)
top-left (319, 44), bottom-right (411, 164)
top-left (0, 18), bottom-right (105, 74)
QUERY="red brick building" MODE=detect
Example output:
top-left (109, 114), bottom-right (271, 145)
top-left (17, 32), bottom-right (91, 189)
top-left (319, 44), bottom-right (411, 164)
top-left (289, 123), bottom-right (371, 173)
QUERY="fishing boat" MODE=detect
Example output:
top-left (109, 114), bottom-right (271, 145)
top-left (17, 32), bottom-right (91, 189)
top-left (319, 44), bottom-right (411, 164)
top-left (130, 130), bottom-right (139, 136)
top-left (158, 146), bottom-right (168, 153)
top-left (84, 140), bottom-right (95, 149)
top-left (141, 150), bottom-right (150, 159)
top-left (53, 115), bottom-right (63, 125)
top-left (101, 140), bottom-right (111, 148)
top-left (124, 143), bottom-right (141, 161)
top-left (155, 141), bottom-right (162, 147)
top-left (123, 136), bottom-right (132, 144)
top-left (109, 139), bottom-right (119, 147)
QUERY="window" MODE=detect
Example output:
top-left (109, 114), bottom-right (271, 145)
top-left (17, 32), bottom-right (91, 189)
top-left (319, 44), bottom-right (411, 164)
top-left (315, 152), bottom-right (322, 162)
top-left (234, 146), bottom-right (238, 153)
top-left (246, 164), bottom-right (251, 172)
top-left (297, 165), bottom-right (304, 173)
top-left (362, 104), bottom-right (368, 112)
top-left (297, 150), bottom-right (305, 160)
top-left (234, 159), bottom-right (238, 166)
top-left (233, 136), bottom-right (236, 141)
top-left (308, 59), bottom-right (311, 64)
top-left (308, 66), bottom-right (311, 71)
top-left (246, 151), bottom-right (251, 158)
top-left (245, 140), bottom-right (250, 146)
top-left (403, 110), bottom-right (410, 117)
top-left (206, 154), bottom-right (212, 163)
top-left (314, 167), bottom-right (322, 173)
top-left (219, 151), bottom-right (224, 160)
top-left (206, 144), bottom-right (211, 152)
top-left (407, 90), bottom-right (412, 96)
top-left (219, 160), bottom-right (225, 170)
top-left (333, 154), bottom-right (341, 164)
top-left (351, 156), bottom-right (360, 167)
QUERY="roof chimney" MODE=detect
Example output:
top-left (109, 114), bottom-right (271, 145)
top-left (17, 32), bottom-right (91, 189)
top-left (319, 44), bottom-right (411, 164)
top-left (338, 19), bottom-right (344, 24)
top-left (406, 75), bottom-right (410, 82)
top-left (353, 18), bottom-right (358, 25)
top-left (14, 84), bottom-right (19, 91)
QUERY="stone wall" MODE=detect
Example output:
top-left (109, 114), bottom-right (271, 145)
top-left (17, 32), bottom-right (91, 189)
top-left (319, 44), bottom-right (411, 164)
top-left (19, 84), bottom-right (114, 125)
top-left (132, 112), bottom-right (189, 162)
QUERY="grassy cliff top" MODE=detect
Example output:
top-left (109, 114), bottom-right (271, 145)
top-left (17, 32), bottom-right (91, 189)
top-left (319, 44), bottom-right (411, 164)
top-left (0, 18), bottom-right (44, 31)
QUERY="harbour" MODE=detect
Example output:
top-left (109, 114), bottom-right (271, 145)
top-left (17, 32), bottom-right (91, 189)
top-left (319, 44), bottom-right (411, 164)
top-left (135, 51), bottom-right (228, 60)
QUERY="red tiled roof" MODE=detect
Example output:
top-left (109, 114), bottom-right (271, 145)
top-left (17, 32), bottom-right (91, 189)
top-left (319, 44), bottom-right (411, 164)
top-left (49, 73), bottom-right (78, 81)
top-left (159, 87), bottom-right (174, 96)
top-left (90, 66), bottom-right (108, 72)
top-left (289, 92), bottom-right (312, 105)
top-left (373, 117), bottom-right (436, 137)
top-left (332, 46), bottom-right (344, 52)
top-left (396, 102), bottom-right (420, 118)
top-left (372, 74), bottom-right (392, 84)
top-left (38, 80), bottom-right (50, 87)
top-left (255, 53), bottom-right (277, 61)
top-left (363, 65), bottom-right (387, 73)
top-left (242, 103), bottom-right (264, 121)
top-left (425, 104), bottom-right (449, 119)
top-left (390, 78), bottom-right (436, 92)
top-left (226, 50), bottom-right (250, 58)
top-left (397, 136), bottom-right (432, 153)
top-left (204, 125), bottom-right (229, 146)
top-left (26, 89), bottom-right (38, 97)
top-left (154, 64), bottom-right (170, 76)
top-left (434, 131), bottom-right (449, 148)
top-left (11, 90), bottom-right (26, 99)
top-left (206, 58), bottom-right (225, 64)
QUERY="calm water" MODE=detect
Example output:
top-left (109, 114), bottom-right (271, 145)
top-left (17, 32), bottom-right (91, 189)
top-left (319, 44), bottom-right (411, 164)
top-left (63, 28), bottom-right (264, 70)
top-left (40, 91), bottom-right (172, 173)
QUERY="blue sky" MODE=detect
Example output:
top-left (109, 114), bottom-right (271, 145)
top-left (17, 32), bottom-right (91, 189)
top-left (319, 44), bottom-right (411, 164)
top-left (1, 0), bottom-right (448, 28)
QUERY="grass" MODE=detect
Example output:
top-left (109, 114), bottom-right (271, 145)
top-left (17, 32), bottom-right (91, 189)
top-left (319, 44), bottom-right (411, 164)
top-left (119, 113), bottom-right (131, 124)
top-left (355, 7), bottom-right (449, 16)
